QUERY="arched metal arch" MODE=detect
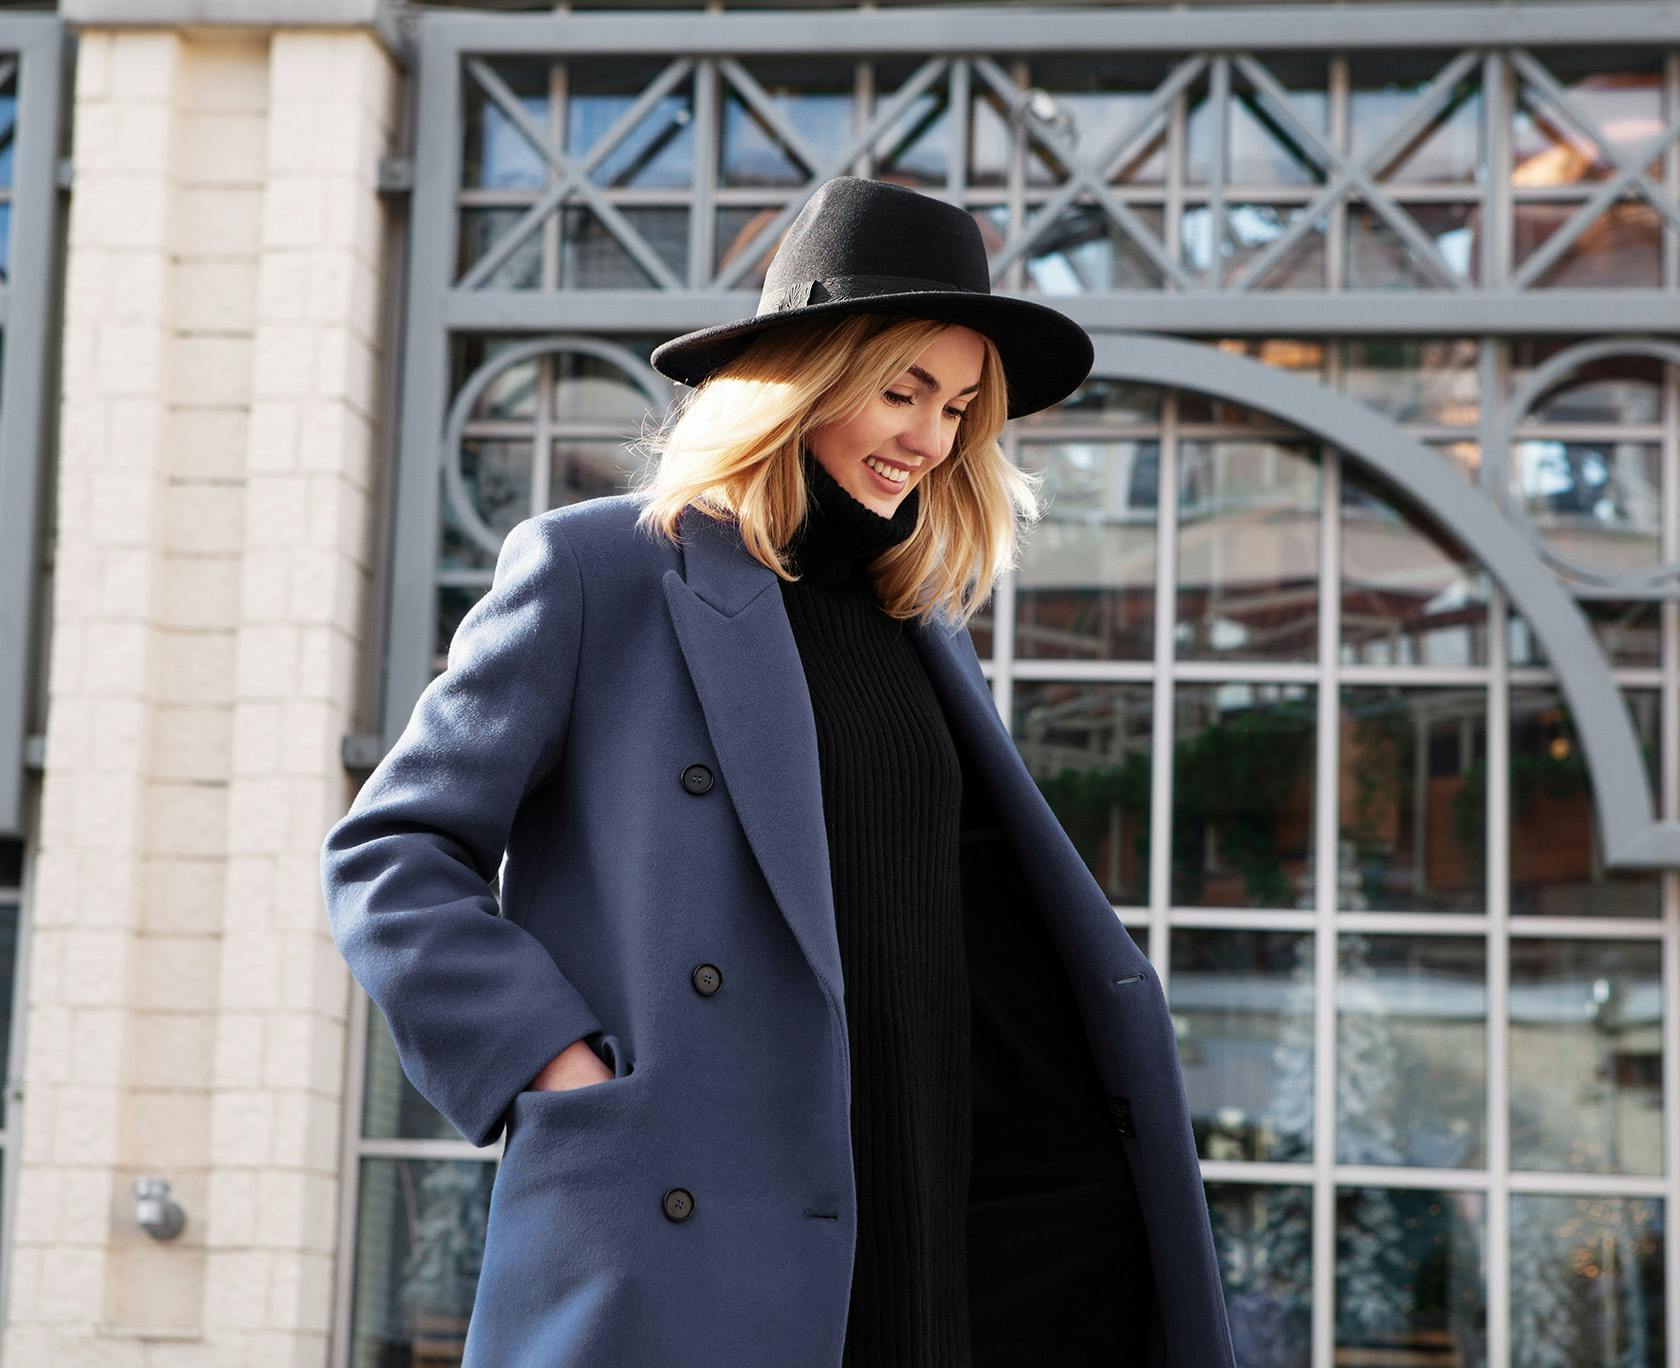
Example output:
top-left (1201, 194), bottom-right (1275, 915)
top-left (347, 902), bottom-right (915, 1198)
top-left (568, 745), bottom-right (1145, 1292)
top-left (1094, 332), bottom-right (1680, 871)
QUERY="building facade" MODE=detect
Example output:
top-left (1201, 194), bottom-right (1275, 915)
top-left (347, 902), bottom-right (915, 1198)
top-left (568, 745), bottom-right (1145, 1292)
top-left (0, 1), bottom-right (1675, 1365)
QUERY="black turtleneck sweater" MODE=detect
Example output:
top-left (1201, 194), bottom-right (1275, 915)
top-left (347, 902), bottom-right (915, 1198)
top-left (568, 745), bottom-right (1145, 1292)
top-left (780, 448), bottom-right (1155, 1367)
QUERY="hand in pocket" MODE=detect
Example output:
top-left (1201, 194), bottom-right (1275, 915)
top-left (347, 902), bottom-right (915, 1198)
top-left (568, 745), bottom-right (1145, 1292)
top-left (524, 1036), bottom-right (614, 1093)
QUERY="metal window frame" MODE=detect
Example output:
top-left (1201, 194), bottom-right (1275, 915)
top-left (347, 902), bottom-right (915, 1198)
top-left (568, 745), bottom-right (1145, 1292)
top-left (0, 17), bottom-right (68, 839)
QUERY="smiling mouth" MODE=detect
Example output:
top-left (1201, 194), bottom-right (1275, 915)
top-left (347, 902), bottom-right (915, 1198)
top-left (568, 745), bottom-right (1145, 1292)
top-left (863, 455), bottom-right (909, 485)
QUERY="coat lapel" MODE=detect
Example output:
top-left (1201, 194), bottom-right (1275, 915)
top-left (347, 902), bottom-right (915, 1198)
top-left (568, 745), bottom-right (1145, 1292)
top-left (661, 504), bottom-right (1151, 1026)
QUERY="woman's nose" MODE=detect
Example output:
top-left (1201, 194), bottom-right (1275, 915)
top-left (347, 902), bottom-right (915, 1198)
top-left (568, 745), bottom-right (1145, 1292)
top-left (898, 406), bottom-right (944, 459)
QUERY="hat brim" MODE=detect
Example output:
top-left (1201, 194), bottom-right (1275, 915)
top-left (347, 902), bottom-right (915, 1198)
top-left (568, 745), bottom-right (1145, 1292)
top-left (649, 289), bottom-right (1094, 421)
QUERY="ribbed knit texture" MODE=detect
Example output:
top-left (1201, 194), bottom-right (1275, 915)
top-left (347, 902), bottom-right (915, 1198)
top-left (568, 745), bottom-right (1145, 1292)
top-left (779, 446), bottom-right (1156, 1366)
top-left (779, 447), bottom-right (973, 1366)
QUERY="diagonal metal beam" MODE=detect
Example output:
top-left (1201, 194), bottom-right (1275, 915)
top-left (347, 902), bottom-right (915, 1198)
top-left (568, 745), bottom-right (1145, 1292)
top-left (971, 52), bottom-right (1203, 291)
top-left (715, 56), bottom-right (824, 179)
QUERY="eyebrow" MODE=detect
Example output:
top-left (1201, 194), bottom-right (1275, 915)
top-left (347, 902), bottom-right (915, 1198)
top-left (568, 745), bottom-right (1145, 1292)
top-left (905, 364), bottom-right (981, 398)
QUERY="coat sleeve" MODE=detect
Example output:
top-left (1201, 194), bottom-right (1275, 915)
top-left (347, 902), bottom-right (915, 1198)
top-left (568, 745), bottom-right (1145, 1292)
top-left (320, 512), bottom-right (603, 1149)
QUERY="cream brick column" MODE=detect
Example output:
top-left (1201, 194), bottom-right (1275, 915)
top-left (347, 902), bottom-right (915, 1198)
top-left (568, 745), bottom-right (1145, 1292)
top-left (14, 22), bottom-right (397, 1367)
top-left (202, 30), bottom-right (396, 1367)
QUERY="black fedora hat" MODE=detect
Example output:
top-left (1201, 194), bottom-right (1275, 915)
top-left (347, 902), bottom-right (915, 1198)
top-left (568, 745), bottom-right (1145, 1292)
top-left (649, 176), bottom-right (1093, 420)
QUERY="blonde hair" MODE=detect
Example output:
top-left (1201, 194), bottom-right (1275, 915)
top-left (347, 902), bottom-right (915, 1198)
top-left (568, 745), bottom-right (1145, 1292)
top-left (630, 312), bottom-right (1045, 632)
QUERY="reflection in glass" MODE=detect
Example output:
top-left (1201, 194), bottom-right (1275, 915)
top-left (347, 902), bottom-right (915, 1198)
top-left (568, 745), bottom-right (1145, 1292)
top-left (1509, 938), bottom-right (1663, 1176)
top-left (1025, 56), bottom-right (1167, 187)
top-left (719, 59), bottom-right (852, 189)
top-left (1171, 683), bottom-right (1315, 908)
top-left (1011, 681), bottom-right (1152, 907)
top-left (1207, 1183), bottom-right (1312, 1368)
top-left (559, 206), bottom-right (686, 289)
top-left (1348, 202), bottom-right (1483, 289)
top-left (1514, 199), bottom-right (1663, 290)
top-left (1180, 341), bottom-right (1328, 425)
top-left (1171, 930), bottom-right (1313, 1163)
top-left (1510, 342), bottom-right (1666, 426)
top-left (1341, 470), bottom-right (1491, 668)
top-left (457, 208), bottom-right (543, 290)
top-left (1014, 376), bottom-right (1162, 429)
top-left (1348, 56), bottom-right (1482, 185)
top-left (1176, 441), bottom-right (1320, 663)
top-left (1509, 689), bottom-right (1661, 918)
top-left (1186, 55), bottom-right (1328, 186)
top-left (1338, 933), bottom-right (1486, 1168)
top-left (1509, 602), bottom-right (1662, 670)
top-left (1182, 203), bottom-right (1327, 291)
top-left (871, 56), bottom-right (950, 187)
top-left (362, 1005), bottom-right (464, 1144)
top-left (350, 1156), bottom-right (496, 1368)
top-left (1512, 66), bottom-right (1666, 188)
top-left (1339, 688), bottom-right (1487, 912)
top-left (1510, 1193), bottom-right (1665, 1363)
top-left (1342, 338), bottom-right (1480, 427)
top-left (462, 59), bottom-right (550, 192)
top-left (1014, 441), bottom-right (1156, 661)
top-left (552, 440), bottom-right (642, 505)
top-left (1509, 438), bottom-right (1662, 574)
top-left (566, 60), bottom-right (694, 191)
top-left (1335, 1185), bottom-right (1486, 1365)
top-left (434, 584), bottom-right (483, 666)
top-left (1025, 201), bottom-right (1166, 293)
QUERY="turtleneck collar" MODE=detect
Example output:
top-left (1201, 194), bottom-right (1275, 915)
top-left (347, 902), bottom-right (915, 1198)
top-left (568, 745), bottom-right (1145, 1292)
top-left (785, 443), bottom-right (920, 589)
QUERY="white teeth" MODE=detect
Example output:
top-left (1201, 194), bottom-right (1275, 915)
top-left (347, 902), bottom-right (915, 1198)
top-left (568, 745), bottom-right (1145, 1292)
top-left (865, 456), bottom-right (908, 483)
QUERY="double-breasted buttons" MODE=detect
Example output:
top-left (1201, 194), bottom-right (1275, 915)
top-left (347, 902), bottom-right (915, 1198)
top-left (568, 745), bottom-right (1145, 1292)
top-left (691, 963), bottom-right (723, 996)
top-left (680, 763), bottom-right (713, 795)
top-left (662, 1187), bottom-right (695, 1222)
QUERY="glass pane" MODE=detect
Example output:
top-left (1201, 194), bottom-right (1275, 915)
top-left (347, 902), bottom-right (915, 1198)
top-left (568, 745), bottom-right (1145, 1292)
top-left (463, 59), bottom-right (551, 192)
top-left (1515, 200), bottom-right (1663, 290)
top-left (456, 438), bottom-right (535, 542)
top-left (1182, 203), bottom-right (1328, 291)
top-left (1342, 338), bottom-right (1480, 427)
top-left (451, 336), bottom-right (539, 421)
top-left (1348, 54), bottom-right (1483, 185)
top-left (1208, 1182), bottom-right (1313, 1368)
top-left (1509, 438), bottom-right (1663, 574)
top-left (1335, 1185), bottom-right (1487, 1365)
top-left (1014, 441), bottom-right (1157, 662)
top-left (1187, 55), bottom-right (1329, 187)
top-left (1346, 202), bottom-right (1482, 288)
top-left (1338, 933), bottom-right (1486, 1168)
top-left (0, 87), bottom-right (15, 189)
top-left (1171, 682), bottom-right (1316, 908)
top-left (719, 59), bottom-right (852, 190)
top-left (434, 583), bottom-right (485, 664)
top-left (551, 346), bottom-right (664, 425)
top-left (1509, 937), bottom-right (1663, 1176)
top-left (560, 205), bottom-right (685, 289)
top-left (1013, 376), bottom-right (1162, 429)
top-left (1011, 681), bottom-right (1152, 907)
top-left (349, 1155), bottom-right (496, 1367)
top-left (1025, 55), bottom-right (1167, 188)
top-left (1509, 687), bottom-right (1662, 918)
top-left (1510, 1193), bottom-right (1665, 1363)
top-left (1512, 61), bottom-right (1666, 188)
top-left (1341, 470), bottom-right (1492, 669)
top-left (714, 205), bottom-right (788, 288)
top-left (362, 1005), bottom-right (466, 1144)
top-left (1339, 687), bottom-right (1488, 912)
top-left (457, 207), bottom-right (543, 291)
top-left (1510, 340), bottom-right (1666, 426)
top-left (1176, 440), bottom-right (1321, 664)
top-left (1170, 929), bottom-right (1314, 1163)
top-left (872, 56), bottom-right (950, 187)
top-left (566, 60), bottom-right (694, 191)
top-left (1509, 601), bottom-right (1663, 670)
top-left (551, 439), bottom-right (643, 504)
top-left (1180, 340), bottom-right (1329, 425)
top-left (1024, 200), bottom-right (1167, 293)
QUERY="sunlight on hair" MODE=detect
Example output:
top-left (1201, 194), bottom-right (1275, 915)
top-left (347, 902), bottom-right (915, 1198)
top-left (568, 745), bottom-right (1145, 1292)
top-left (629, 313), bottom-right (1046, 632)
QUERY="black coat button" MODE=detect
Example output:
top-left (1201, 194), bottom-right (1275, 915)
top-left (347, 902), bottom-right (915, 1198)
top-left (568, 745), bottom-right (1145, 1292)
top-left (691, 963), bottom-right (723, 996)
top-left (662, 1187), bottom-right (695, 1222)
top-left (680, 763), bottom-right (713, 795)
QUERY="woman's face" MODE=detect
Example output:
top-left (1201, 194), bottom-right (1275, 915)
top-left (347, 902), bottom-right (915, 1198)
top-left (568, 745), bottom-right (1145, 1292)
top-left (805, 324), bottom-right (986, 517)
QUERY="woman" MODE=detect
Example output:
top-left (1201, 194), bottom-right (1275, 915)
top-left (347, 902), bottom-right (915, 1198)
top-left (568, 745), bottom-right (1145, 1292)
top-left (321, 176), bottom-right (1234, 1368)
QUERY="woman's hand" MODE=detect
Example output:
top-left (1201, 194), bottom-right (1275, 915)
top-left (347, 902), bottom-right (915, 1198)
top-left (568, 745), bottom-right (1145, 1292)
top-left (525, 1036), bottom-right (614, 1093)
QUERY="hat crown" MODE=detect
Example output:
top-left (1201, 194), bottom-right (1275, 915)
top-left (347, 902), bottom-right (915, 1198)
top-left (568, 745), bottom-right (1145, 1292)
top-left (755, 176), bottom-right (992, 316)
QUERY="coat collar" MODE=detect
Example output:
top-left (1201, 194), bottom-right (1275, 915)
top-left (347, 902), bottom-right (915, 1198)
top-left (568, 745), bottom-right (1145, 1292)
top-left (660, 504), bottom-right (1147, 1028)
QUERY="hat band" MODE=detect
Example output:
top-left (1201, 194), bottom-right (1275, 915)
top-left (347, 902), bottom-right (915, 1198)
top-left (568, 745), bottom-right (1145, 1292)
top-left (757, 274), bottom-right (974, 315)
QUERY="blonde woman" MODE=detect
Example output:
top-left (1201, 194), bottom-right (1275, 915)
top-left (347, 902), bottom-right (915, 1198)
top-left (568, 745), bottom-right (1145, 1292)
top-left (322, 175), bottom-right (1234, 1368)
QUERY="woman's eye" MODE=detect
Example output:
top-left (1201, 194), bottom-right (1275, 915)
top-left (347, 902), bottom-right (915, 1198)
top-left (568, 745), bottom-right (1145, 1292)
top-left (884, 390), bottom-right (965, 419)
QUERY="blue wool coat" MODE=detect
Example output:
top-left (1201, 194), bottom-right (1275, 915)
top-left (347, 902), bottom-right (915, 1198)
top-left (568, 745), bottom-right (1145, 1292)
top-left (320, 493), bottom-right (1236, 1368)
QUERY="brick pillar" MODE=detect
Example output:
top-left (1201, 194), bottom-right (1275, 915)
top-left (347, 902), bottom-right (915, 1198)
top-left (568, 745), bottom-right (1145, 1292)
top-left (13, 24), bottom-right (397, 1366)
